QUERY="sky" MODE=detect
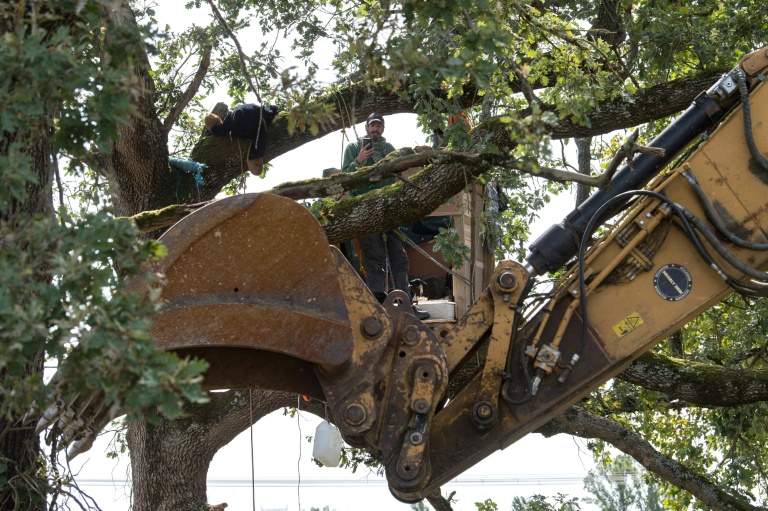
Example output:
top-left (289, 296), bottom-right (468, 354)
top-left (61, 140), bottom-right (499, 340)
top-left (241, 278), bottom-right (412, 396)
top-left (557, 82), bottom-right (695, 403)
top-left (69, 3), bottom-right (599, 511)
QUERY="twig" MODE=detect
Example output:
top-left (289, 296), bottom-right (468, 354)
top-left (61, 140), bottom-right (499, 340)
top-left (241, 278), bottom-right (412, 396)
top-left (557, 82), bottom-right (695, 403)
top-left (392, 172), bottom-right (423, 190)
top-left (162, 44), bottom-right (212, 135)
top-left (513, 67), bottom-right (542, 107)
top-left (52, 152), bottom-right (65, 226)
top-left (205, 0), bottom-right (262, 103)
top-left (603, 129), bottom-right (665, 179)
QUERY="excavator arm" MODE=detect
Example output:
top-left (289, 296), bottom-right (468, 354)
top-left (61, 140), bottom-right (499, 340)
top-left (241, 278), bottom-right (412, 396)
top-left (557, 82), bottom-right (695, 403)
top-left (43, 46), bottom-right (768, 502)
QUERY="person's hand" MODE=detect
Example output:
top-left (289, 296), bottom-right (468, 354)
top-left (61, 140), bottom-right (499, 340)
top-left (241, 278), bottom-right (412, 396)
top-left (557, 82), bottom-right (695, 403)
top-left (356, 144), bottom-right (374, 165)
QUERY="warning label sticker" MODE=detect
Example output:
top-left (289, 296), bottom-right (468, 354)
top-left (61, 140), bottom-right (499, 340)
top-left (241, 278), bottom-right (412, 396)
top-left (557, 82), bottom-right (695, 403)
top-left (613, 312), bottom-right (644, 338)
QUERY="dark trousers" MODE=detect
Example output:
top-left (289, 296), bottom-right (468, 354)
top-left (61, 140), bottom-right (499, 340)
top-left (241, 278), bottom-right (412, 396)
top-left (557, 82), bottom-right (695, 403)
top-left (210, 104), bottom-right (279, 159)
top-left (358, 231), bottom-right (409, 299)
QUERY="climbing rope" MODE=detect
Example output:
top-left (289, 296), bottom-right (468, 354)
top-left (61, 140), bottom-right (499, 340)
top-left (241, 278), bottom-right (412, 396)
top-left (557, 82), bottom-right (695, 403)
top-left (249, 390), bottom-right (256, 511)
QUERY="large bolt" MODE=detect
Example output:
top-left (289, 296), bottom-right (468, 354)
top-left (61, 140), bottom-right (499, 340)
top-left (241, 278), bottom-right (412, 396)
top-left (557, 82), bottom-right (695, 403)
top-left (498, 271), bottom-right (517, 290)
top-left (413, 399), bottom-right (430, 414)
top-left (409, 431), bottom-right (424, 445)
top-left (362, 316), bottom-right (382, 338)
top-left (344, 403), bottom-right (366, 425)
top-left (476, 403), bottom-right (493, 420)
top-left (401, 325), bottom-right (420, 346)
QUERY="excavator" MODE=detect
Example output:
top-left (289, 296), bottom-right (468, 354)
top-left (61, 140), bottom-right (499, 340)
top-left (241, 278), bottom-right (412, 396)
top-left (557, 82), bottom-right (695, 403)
top-left (47, 47), bottom-right (768, 502)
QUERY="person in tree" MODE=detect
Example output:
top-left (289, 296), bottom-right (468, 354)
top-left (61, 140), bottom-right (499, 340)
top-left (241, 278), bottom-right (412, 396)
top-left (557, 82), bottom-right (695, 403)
top-left (205, 103), bottom-right (280, 175)
top-left (342, 112), bottom-right (430, 320)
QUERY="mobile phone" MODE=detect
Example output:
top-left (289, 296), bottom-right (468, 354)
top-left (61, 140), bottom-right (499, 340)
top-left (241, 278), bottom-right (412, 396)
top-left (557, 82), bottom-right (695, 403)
top-left (361, 137), bottom-right (372, 150)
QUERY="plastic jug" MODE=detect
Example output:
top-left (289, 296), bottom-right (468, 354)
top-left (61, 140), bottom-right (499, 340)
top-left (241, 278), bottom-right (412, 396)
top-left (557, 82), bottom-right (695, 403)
top-left (312, 420), bottom-right (343, 467)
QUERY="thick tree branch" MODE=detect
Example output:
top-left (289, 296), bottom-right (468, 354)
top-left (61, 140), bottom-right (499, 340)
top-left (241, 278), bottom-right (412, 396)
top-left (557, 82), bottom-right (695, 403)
top-left (619, 351), bottom-right (768, 407)
top-left (188, 68), bottom-right (725, 210)
top-left (122, 144), bottom-right (622, 233)
top-left (549, 406), bottom-right (764, 511)
top-left (161, 44), bottom-right (212, 136)
top-left (543, 69), bottom-right (726, 139)
top-left (160, 67), bottom-right (718, 236)
top-left (127, 201), bottom-right (212, 233)
top-left (272, 145), bottom-right (636, 201)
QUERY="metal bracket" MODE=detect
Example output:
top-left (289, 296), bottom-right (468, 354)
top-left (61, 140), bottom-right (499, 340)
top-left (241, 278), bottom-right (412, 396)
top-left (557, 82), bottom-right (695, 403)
top-left (470, 262), bottom-right (530, 429)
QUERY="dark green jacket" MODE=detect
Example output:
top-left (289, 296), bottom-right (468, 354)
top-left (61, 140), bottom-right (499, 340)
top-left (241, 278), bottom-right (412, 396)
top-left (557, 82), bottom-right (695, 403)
top-left (342, 138), bottom-right (396, 197)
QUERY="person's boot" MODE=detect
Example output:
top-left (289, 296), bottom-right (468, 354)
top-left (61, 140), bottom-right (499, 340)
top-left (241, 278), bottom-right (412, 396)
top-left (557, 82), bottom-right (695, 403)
top-left (205, 113), bottom-right (222, 131)
top-left (412, 304), bottom-right (430, 321)
top-left (247, 157), bottom-right (264, 176)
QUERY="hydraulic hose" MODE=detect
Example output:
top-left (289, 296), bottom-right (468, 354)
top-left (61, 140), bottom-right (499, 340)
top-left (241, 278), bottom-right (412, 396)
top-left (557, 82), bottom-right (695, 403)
top-left (527, 92), bottom-right (727, 276)
top-left (678, 205), bottom-right (768, 282)
top-left (735, 68), bottom-right (768, 171)
top-left (681, 169), bottom-right (768, 250)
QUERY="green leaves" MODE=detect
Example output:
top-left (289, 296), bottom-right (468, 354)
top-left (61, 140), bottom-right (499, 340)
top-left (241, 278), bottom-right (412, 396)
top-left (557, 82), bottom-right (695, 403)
top-left (0, 211), bottom-right (207, 424)
top-left (432, 227), bottom-right (471, 269)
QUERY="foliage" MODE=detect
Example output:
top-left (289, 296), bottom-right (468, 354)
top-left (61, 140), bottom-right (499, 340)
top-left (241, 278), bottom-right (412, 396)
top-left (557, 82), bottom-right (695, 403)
top-left (583, 295), bottom-right (768, 508)
top-left (511, 493), bottom-right (581, 511)
top-left (1, 1), bottom-right (209, 507)
top-left (432, 227), bottom-right (472, 269)
top-left (474, 498), bottom-right (498, 511)
top-left (0, 0), bottom-right (145, 212)
top-left (0, 208), bottom-right (209, 500)
top-left (582, 454), bottom-right (662, 511)
top-left (0, 211), bottom-right (207, 420)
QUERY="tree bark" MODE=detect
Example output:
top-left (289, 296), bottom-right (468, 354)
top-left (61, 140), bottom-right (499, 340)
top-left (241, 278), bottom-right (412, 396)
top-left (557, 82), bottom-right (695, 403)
top-left (618, 351), bottom-right (768, 407)
top-left (128, 390), bottom-right (296, 511)
top-left (93, 2), bottom-right (181, 217)
top-left (575, 137), bottom-right (592, 206)
top-left (0, 93), bottom-right (53, 511)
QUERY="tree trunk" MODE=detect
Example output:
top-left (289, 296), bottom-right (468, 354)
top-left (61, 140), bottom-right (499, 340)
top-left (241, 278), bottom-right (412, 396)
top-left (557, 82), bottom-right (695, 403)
top-left (0, 118), bottom-right (53, 511)
top-left (128, 390), bottom-right (296, 511)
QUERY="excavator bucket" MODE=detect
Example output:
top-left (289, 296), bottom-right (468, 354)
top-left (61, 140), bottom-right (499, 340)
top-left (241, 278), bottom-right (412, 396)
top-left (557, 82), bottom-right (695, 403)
top-left (137, 193), bottom-right (355, 399)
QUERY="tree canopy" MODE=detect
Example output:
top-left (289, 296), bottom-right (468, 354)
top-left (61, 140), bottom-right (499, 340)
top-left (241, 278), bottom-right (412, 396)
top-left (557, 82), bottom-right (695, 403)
top-left (2, 0), bottom-right (768, 510)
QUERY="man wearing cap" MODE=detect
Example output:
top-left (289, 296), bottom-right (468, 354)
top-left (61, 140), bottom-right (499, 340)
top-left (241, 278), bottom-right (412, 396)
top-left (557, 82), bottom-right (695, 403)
top-left (341, 113), bottom-right (396, 191)
top-left (341, 113), bottom-right (429, 320)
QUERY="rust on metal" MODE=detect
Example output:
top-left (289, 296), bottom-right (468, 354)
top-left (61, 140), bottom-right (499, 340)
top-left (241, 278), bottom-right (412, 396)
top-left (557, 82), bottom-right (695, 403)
top-left (132, 193), bottom-right (355, 390)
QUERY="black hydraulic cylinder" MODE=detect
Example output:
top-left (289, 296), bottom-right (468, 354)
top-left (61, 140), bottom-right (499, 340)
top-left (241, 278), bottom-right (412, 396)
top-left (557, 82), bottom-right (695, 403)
top-left (525, 92), bottom-right (728, 276)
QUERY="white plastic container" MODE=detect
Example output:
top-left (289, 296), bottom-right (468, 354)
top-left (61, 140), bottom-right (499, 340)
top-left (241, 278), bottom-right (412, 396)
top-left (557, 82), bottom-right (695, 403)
top-left (418, 300), bottom-right (456, 321)
top-left (312, 420), bottom-right (343, 467)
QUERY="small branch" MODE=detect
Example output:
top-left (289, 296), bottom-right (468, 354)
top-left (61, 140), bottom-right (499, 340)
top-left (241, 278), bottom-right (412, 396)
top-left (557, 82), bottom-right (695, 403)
top-left (392, 172), bottom-right (423, 190)
top-left (513, 67), bottom-right (542, 107)
top-left (162, 44), bottom-right (212, 136)
top-left (602, 129), bottom-right (665, 180)
top-left (426, 489), bottom-right (455, 511)
top-left (205, 0), bottom-right (262, 103)
top-left (52, 152), bottom-right (65, 226)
